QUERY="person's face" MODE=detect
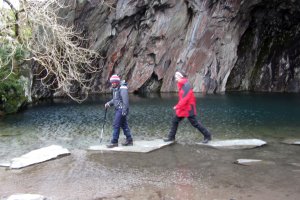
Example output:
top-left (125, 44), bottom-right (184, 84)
top-left (111, 82), bottom-right (119, 88)
top-left (175, 75), bottom-right (180, 82)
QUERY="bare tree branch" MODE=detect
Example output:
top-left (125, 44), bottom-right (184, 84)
top-left (3, 0), bottom-right (20, 39)
top-left (1, 0), bottom-right (109, 102)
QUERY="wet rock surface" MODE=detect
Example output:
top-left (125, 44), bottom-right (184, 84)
top-left (1, 143), bottom-right (300, 200)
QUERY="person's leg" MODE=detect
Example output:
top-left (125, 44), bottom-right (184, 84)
top-left (121, 115), bottom-right (133, 145)
top-left (107, 109), bottom-right (122, 147)
top-left (164, 115), bottom-right (184, 141)
top-left (188, 115), bottom-right (212, 143)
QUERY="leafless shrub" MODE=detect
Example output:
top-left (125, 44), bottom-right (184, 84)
top-left (1, 0), bottom-right (115, 102)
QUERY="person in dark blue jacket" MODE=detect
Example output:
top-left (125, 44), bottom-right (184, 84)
top-left (105, 75), bottom-right (133, 148)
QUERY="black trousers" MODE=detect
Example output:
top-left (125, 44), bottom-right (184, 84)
top-left (168, 115), bottom-right (211, 139)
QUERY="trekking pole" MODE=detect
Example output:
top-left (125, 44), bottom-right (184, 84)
top-left (100, 107), bottom-right (108, 143)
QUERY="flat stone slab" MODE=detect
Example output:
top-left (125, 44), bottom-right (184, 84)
top-left (234, 159), bottom-right (262, 166)
top-left (88, 139), bottom-right (174, 153)
top-left (6, 194), bottom-right (47, 200)
top-left (289, 163), bottom-right (300, 167)
top-left (0, 145), bottom-right (70, 169)
top-left (282, 139), bottom-right (300, 145)
top-left (0, 161), bottom-right (10, 167)
top-left (196, 139), bottom-right (267, 149)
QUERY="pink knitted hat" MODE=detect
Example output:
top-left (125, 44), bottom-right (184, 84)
top-left (109, 74), bottom-right (120, 83)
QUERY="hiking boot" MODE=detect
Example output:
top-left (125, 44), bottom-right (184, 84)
top-left (202, 135), bottom-right (212, 144)
top-left (163, 137), bottom-right (175, 142)
top-left (122, 140), bottom-right (133, 146)
top-left (106, 143), bottom-right (118, 148)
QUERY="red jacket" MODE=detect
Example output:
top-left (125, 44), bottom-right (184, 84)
top-left (175, 78), bottom-right (197, 117)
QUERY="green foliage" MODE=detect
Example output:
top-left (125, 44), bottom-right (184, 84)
top-left (0, 41), bottom-right (25, 67)
top-left (0, 68), bottom-right (27, 114)
top-left (0, 41), bottom-right (27, 115)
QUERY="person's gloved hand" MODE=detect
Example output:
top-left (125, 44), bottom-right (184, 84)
top-left (122, 110), bottom-right (127, 116)
top-left (105, 103), bottom-right (110, 108)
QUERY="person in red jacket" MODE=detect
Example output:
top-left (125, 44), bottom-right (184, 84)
top-left (164, 71), bottom-right (212, 143)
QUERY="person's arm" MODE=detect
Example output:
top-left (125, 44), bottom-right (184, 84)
top-left (120, 85), bottom-right (129, 115)
top-left (175, 83), bottom-right (192, 109)
top-left (105, 99), bottom-right (114, 108)
top-left (105, 90), bottom-right (114, 108)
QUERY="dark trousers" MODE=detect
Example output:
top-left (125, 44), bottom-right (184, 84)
top-left (168, 115), bottom-right (211, 139)
top-left (111, 109), bottom-right (132, 144)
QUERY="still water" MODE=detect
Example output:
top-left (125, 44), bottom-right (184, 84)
top-left (0, 92), bottom-right (300, 160)
top-left (0, 92), bottom-right (300, 199)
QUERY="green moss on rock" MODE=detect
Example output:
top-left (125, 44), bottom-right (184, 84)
top-left (0, 70), bottom-right (27, 115)
top-left (0, 39), bottom-right (28, 115)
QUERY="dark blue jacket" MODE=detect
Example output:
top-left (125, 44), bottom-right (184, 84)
top-left (107, 81), bottom-right (129, 115)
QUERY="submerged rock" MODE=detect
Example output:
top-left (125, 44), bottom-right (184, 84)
top-left (234, 159), bottom-right (262, 166)
top-left (289, 163), bottom-right (300, 168)
top-left (197, 139), bottom-right (267, 149)
top-left (282, 139), bottom-right (300, 145)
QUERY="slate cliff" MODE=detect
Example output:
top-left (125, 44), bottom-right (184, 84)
top-left (36, 0), bottom-right (300, 96)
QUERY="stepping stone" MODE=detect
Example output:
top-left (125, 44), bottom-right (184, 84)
top-left (282, 139), bottom-right (300, 145)
top-left (196, 139), bottom-right (267, 149)
top-left (289, 163), bottom-right (300, 167)
top-left (234, 159), bottom-right (262, 166)
top-left (0, 145), bottom-right (70, 169)
top-left (0, 161), bottom-right (10, 167)
top-left (6, 194), bottom-right (47, 200)
top-left (88, 139), bottom-right (174, 153)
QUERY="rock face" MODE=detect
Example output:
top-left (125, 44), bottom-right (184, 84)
top-left (227, 0), bottom-right (300, 92)
top-left (282, 139), bottom-right (300, 145)
top-left (32, 0), bottom-right (300, 96)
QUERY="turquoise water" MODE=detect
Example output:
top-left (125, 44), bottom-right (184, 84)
top-left (1, 92), bottom-right (300, 200)
top-left (0, 92), bottom-right (299, 160)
